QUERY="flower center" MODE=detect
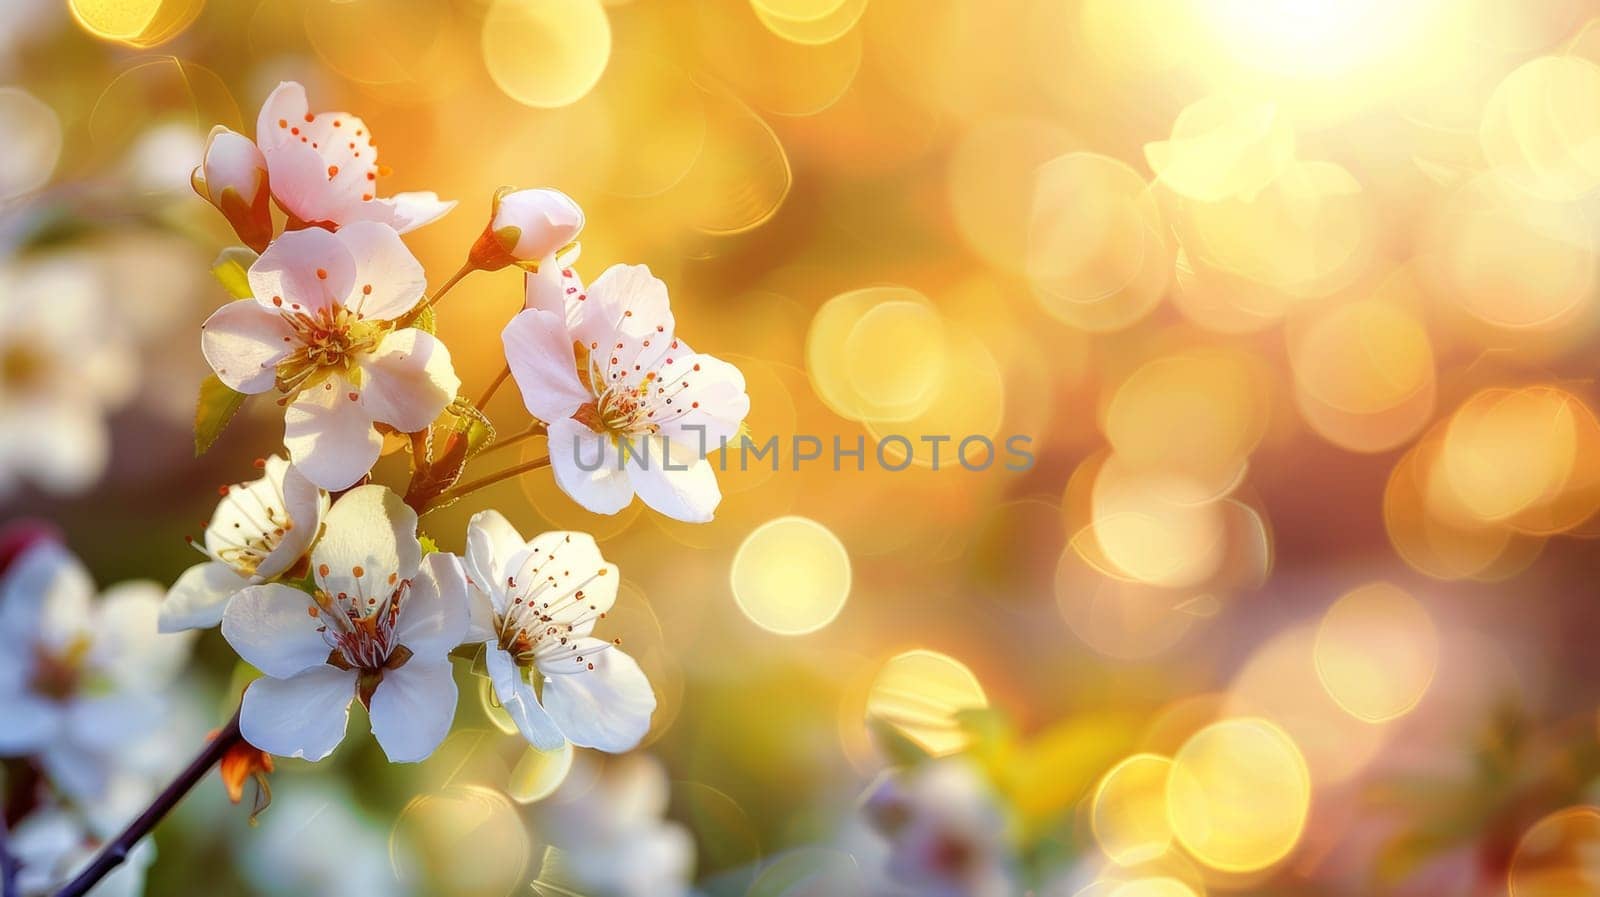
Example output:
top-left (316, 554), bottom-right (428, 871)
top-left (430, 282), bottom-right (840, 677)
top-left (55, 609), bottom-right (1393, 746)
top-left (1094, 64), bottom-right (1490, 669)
top-left (273, 306), bottom-right (385, 395)
top-left (0, 344), bottom-right (47, 391)
top-left (309, 573), bottom-right (413, 706)
top-left (201, 482), bottom-right (294, 578)
top-left (492, 548), bottom-right (614, 671)
top-left (30, 634), bottom-right (92, 701)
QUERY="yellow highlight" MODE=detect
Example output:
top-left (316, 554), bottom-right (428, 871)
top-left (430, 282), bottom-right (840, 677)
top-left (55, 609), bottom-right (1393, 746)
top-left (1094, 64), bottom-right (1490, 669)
top-left (1166, 718), bottom-right (1311, 873)
top-left (1288, 293), bottom-right (1435, 453)
top-left (1108, 879), bottom-right (1199, 897)
top-left (507, 741), bottom-right (575, 804)
top-left (731, 516), bottom-right (851, 635)
top-left (1092, 754), bottom-right (1176, 865)
top-left (865, 649), bottom-right (988, 757)
top-left (843, 300), bottom-right (948, 420)
top-left (390, 785), bottom-right (530, 897)
top-left (1510, 806), bottom-right (1600, 897)
top-left (1145, 95), bottom-right (1294, 203)
top-left (1482, 56), bottom-right (1600, 201)
top-left (483, 0), bottom-right (612, 109)
top-left (1314, 583), bottom-right (1439, 723)
top-left (0, 89), bottom-right (62, 202)
top-left (69, 0), bottom-right (202, 48)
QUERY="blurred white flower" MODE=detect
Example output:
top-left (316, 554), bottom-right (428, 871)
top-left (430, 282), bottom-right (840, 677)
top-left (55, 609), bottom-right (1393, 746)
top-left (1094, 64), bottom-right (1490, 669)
top-left (503, 264), bottom-right (750, 522)
top-left (238, 778), bottom-right (409, 897)
top-left (532, 753), bottom-right (694, 897)
top-left (469, 187), bottom-right (583, 271)
top-left (253, 81), bottom-right (454, 233)
top-left (0, 87), bottom-right (60, 202)
top-left (11, 804), bottom-right (152, 897)
top-left (461, 510), bottom-right (654, 753)
top-left (0, 542), bottom-right (194, 800)
top-left (861, 760), bottom-right (1015, 897)
top-left (0, 255), bottom-right (137, 498)
top-left (125, 122), bottom-right (207, 197)
top-left (221, 485), bottom-right (468, 763)
top-left (191, 125), bottom-right (273, 252)
top-left (160, 454), bottom-right (328, 632)
top-left (199, 223), bottom-right (460, 490)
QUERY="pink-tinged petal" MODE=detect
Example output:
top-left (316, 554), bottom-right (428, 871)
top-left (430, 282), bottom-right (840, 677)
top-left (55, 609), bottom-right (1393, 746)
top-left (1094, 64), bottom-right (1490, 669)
top-left (357, 329), bottom-right (459, 432)
top-left (485, 643), bottom-right (564, 750)
top-left (335, 221), bottom-right (426, 320)
top-left (220, 583), bottom-right (329, 678)
top-left (502, 308), bottom-right (590, 422)
top-left (392, 553), bottom-right (468, 660)
top-left (547, 418), bottom-right (635, 515)
top-left (347, 191), bottom-right (456, 234)
top-left (523, 261), bottom-right (586, 322)
top-left (538, 639), bottom-right (655, 753)
top-left (571, 264), bottom-right (677, 390)
top-left (625, 443), bottom-right (722, 523)
top-left (246, 226), bottom-right (357, 315)
top-left (200, 300), bottom-right (293, 393)
top-left (312, 484), bottom-right (420, 598)
top-left (0, 689), bottom-right (61, 753)
top-left (283, 377), bottom-right (381, 491)
top-left (198, 126), bottom-right (267, 201)
top-left (367, 661), bottom-right (457, 762)
top-left (240, 666), bottom-right (355, 761)
top-left (263, 138), bottom-right (360, 226)
top-left (160, 562), bottom-right (246, 632)
top-left (492, 188), bottom-right (584, 261)
top-left (656, 351), bottom-right (750, 447)
top-left (255, 82), bottom-right (310, 152)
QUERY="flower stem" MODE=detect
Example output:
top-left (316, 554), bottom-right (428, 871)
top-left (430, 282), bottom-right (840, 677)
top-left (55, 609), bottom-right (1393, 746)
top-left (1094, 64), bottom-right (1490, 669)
top-left (53, 709), bottom-right (243, 897)
top-left (399, 262), bottom-right (475, 327)
top-left (425, 456), bottom-right (551, 511)
top-left (474, 365), bottom-right (511, 411)
top-left (1, 810), bottom-right (19, 897)
top-left (478, 422), bottom-right (547, 458)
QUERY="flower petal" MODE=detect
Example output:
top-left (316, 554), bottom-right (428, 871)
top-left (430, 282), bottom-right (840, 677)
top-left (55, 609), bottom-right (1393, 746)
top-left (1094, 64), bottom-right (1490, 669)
top-left (625, 439), bottom-right (722, 523)
top-left (312, 484), bottom-right (421, 599)
top-left (357, 328), bottom-right (459, 432)
top-left (502, 308), bottom-right (591, 423)
top-left (539, 639), bottom-right (655, 753)
top-left (547, 418), bottom-right (635, 516)
top-left (65, 690), bottom-right (163, 751)
top-left (284, 376), bottom-right (381, 492)
top-left (571, 264), bottom-right (676, 376)
top-left (492, 188), bottom-right (584, 261)
top-left (464, 509), bottom-right (526, 607)
top-left (335, 220), bottom-right (426, 320)
top-left (246, 225), bottom-right (356, 315)
top-left (347, 191), bottom-right (457, 234)
top-left (240, 666), bottom-right (355, 761)
top-left (220, 583), bottom-right (329, 678)
top-left (392, 553), bottom-right (468, 660)
top-left (485, 643), bottom-right (564, 750)
top-left (255, 455), bottom-right (326, 580)
top-left (367, 660), bottom-right (457, 763)
top-left (508, 530), bottom-right (617, 636)
top-left (255, 81), bottom-right (310, 153)
top-left (0, 689), bottom-right (61, 753)
top-left (200, 299), bottom-right (293, 393)
top-left (160, 562), bottom-right (246, 632)
top-left (0, 542), bottom-right (92, 652)
top-left (92, 582), bottom-right (194, 684)
top-left (657, 351), bottom-right (750, 447)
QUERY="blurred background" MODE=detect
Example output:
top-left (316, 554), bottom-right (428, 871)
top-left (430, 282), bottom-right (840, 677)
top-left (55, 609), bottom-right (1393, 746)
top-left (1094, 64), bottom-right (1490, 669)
top-left (5, 0), bottom-right (1600, 894)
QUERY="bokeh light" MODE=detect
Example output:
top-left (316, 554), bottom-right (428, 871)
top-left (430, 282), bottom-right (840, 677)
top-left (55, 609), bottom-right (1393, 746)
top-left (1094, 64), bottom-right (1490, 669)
top-left (731, 515), bottom-right (852, 635)
top-left (1166, 718), bottom-right (1311, 873)
top-left (864, 649), bottom-right (988, 757)
top-left (1313, 583), bottom-right (1439, 723)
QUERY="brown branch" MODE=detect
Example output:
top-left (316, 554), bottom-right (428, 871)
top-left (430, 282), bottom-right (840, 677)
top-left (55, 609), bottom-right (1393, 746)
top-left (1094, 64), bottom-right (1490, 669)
top-left (423, 456), bottom-right (551, 512)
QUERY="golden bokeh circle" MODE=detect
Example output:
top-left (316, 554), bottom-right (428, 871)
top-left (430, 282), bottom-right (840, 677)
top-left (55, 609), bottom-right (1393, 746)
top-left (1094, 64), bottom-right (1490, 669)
top-left (730, 516), bottom-right (852, 635)
top-left (1509, 806), bottom-right (1600, 897)
top-left (1092, 754), bottom-right (1177, 866)
top-left (1313, 583), bottom-right (1439, 723)
top-left (864, 649), bottom-right (988, 757)
top-left (483, 0), bottom-right (612, 109)
top-left (1166, 717), bottom-right (1311, 873)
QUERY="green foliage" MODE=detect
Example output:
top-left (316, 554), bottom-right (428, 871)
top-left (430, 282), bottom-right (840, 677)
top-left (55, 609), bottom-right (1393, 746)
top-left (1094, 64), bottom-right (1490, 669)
top-left (210, 246), bottom-right (257, 299)
top-left (194, 373), bottom-right (248, 456)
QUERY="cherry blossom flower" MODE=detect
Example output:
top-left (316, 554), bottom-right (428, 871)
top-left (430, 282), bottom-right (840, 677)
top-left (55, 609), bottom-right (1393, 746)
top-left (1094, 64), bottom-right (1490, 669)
top-left (863, 760), bottom-right (1017, 897)
top-left (255, 81), bottom-right (454, 233)
top-left (462, 510), bottom-right (654, 752)
top-left (502, 264), bottom-right (750, 522)
top-left (160, 455), bottom-right (328, 633)
top-left (11, 803), bottom-right (153, 897)
top-left (531, 753), bottom-right (694, 897)
top-left (467, 187), bottom-right (583, 271)
top-left (221, 485), bottom-right (467, 763)
top-left (0, 255), bottom-right (137, 498)
top-left (200, 222), bottom-right (461, 491)
top-left (191, 125), bottom-right (273, 252)
top-left (0, 542), bottom-right (194, 800)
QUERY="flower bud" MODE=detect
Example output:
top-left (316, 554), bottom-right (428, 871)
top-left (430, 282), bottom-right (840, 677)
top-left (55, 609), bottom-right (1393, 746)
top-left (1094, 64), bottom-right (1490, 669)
top-left (468, 187), bottom-right (583, 271)
top-left (192, 125), bottom-right (273, 252)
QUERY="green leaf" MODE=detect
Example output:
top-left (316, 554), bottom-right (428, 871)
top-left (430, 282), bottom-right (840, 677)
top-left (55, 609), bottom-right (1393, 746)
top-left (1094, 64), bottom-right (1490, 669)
top-left (194, 374), bottom-right (248, 456)
top-left (866, 717), bottom-right (932, 768)
top-left (211, 246), bottom-right (258, 299)
top-left (412, 302), bottom-right (436, 334)
top-left (418, 534), bottom-right (440, 556)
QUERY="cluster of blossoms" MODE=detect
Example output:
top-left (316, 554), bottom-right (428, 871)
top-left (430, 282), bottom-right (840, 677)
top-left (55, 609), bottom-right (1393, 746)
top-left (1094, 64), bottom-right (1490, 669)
top-left (3, 80), bottom-right (748, 895)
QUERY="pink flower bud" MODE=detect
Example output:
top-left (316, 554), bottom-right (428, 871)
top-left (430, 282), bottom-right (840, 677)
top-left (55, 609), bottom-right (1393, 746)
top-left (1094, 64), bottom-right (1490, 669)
top-left (192, 125), bottom-right (273, 252)
top-left (469, 187), bottom-right (584, 271)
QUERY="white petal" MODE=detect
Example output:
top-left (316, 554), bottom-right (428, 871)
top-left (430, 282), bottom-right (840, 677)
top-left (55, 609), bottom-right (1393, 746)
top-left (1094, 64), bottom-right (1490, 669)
top-left (246, 225), bottom-right (357, 315)
top-left (367, 661), bottom-right (457, 763)
top-left (547, 418), bottom-right (635, 515)
top-left (464, 509), bottom-right (526, 605)
top-left (199, 300), bottom-right (292, 394)
top-left (256, 457), bottom-right (326, 580)
top-left (0, 402), bottom-right (110, 497)
top-left (485, 643), bottom-right (564, 750)
top-left (539, 639), bottom-right (655, 753)
top-left (240, 666), bottom-right (355, 761)
top-left (0, 689), bottom-right (61, 752)
top-left (392, 553), bottom-right (468, 659)
top-left (220, 583), bottom-right (329, 678)
top-left (347, 191), bottom-right (457, 234)
top-left (502, 308), bottom-right (591, 422)
top-left (283, 376), bottom-right (381, 491)
top-left (160, 562), bottom-right (245, 632)
top-left (264, 137), bottom-right (360, 226)
top-left (335, 220), bottom-right (427, 320)
top-left (0, 542), bottom-right (92, 651)
top-left (200, 125), bottom-right (267, 200)
top-left (657, 351), bottom-right (750, 447)
top-left (466, 588), bottom-right (496, 644)
top-left (509, 531), bottom-right (617, 634)
top-left (523, 262), bottom-right (586, 322)
top-left (65, 691), bottom-right (163, 751)
top-left (358, 328), bottom-right (459, 432)
top-left (492, 188), bottom-right (584, 260)
top-left (92, 581), bottom-right (194, 684)
top-left (625, 439), bottom-right (722, 523)
top-left (255, 81), bottom-right (310, 152)
top-left (312, 484), bottom-right (421, 597)
top-left (571, 264), bottom-right (676, 370)
top-left (37, 741), bottom-right (108, 802)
